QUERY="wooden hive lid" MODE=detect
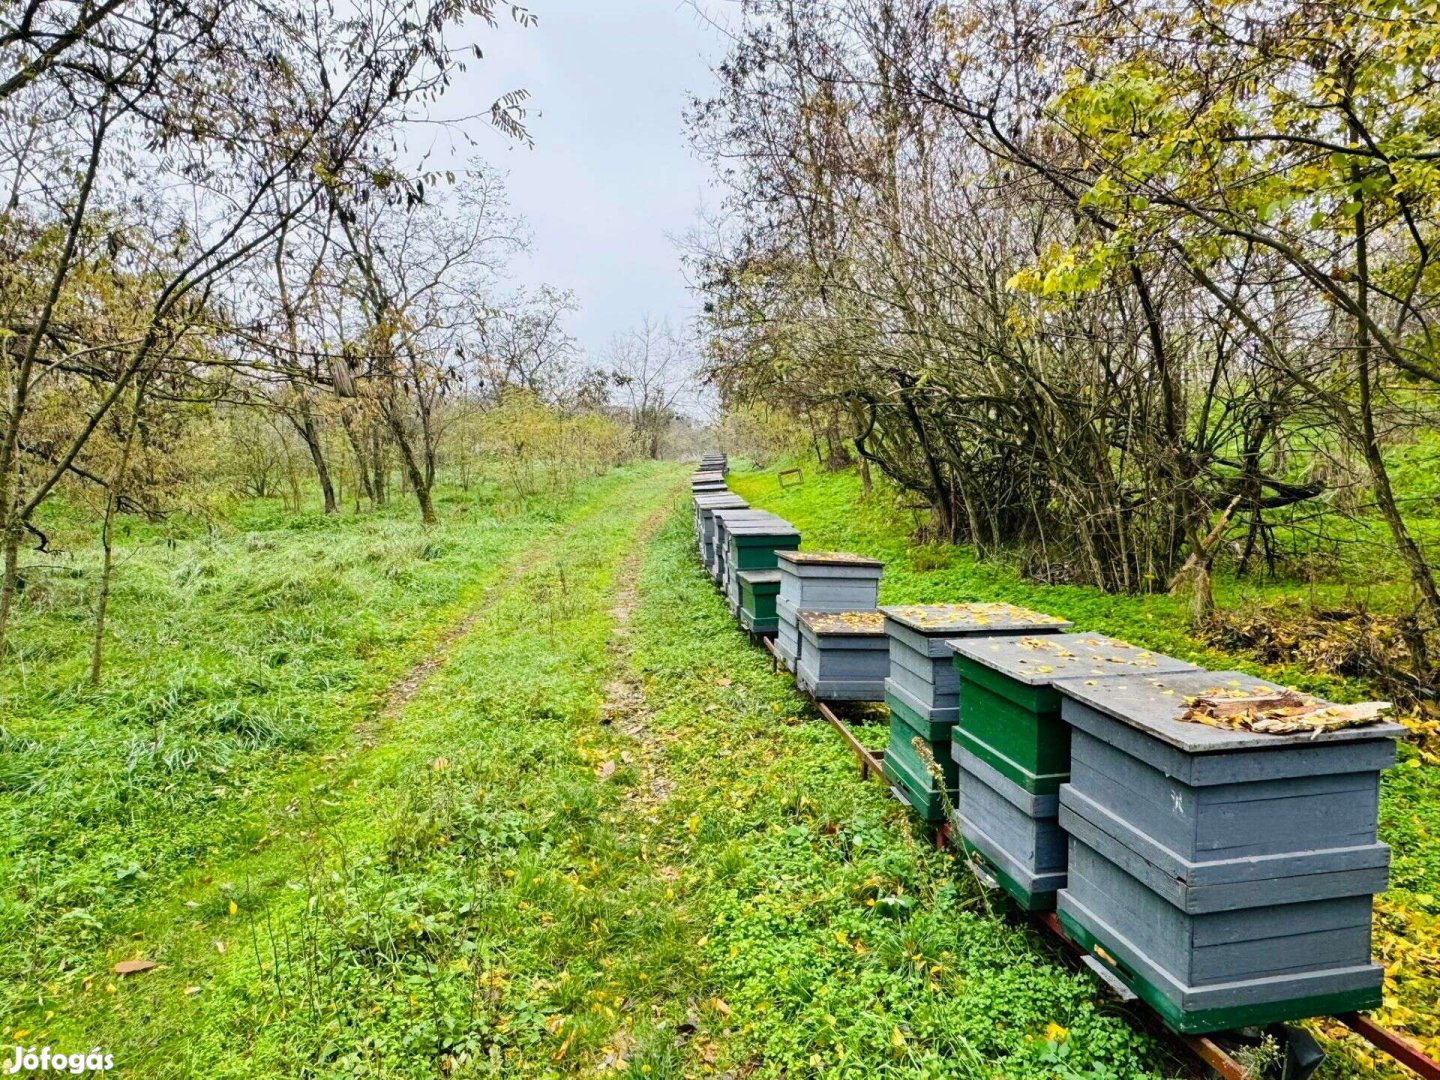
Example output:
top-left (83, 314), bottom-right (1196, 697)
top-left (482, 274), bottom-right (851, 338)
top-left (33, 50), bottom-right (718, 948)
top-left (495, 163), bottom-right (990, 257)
top-left (881, 602), bottom-right (1070, 636)
top-left (775, 550), bottom-right (883, 568)
top-left (797, 610), bottom-right (887, 636)
top-left (1058, 669), bottom-right (1405, 752)
top-left (737, 568), bottom-right (782, 585)
top-left (949, 632), bottom-right (1198, 686)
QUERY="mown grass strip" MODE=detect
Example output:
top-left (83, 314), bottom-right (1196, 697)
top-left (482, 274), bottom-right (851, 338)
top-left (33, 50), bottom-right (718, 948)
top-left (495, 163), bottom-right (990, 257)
top-left (3, 464), bottom-right (684, 1068)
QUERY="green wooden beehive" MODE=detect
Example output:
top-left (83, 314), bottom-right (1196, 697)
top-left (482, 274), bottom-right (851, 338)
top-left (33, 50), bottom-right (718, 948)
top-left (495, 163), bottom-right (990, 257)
top-left (724, 523), bottom-right (800, 615)
top-left (948, 633), bottom-right (1199, 909)
top-left (737, 569), bottom-right (781, 634)
top-left (883, 710), bottom-right (959, 823)
top-left (949, 634), bottom-right (1198, 795)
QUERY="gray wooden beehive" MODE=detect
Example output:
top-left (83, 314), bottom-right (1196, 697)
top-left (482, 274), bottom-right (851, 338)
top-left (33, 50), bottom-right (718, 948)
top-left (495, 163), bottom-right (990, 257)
top-left (710, 509), bottom-right (777, 587)
top-left (948, 633), bottom-right (1199, 910)
top-left (879, 604), bottom-right (1071, 827)
top-left (795, 610), bottom-right (889, 701)
top-left (1055, 670), bottom-right (1401, 1033)
top-left (953, 744), bottom-right (1066, 903)
top-left (881, 604), bottom-right (1071, 738)
top-left (775, 552), bottom-right (883, 673)
top-left (694, 493), bottom-right (747, 567)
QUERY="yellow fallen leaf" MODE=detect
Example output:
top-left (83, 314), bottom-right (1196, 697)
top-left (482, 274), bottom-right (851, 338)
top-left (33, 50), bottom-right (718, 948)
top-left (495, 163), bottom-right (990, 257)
top-left (228, 900), bottom-right (238, 916)
top-left (113, 959), bottom-right (159, 975)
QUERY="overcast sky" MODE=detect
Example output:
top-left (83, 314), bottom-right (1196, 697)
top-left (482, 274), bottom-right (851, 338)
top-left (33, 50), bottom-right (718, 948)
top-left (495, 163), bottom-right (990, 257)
top-left (434, 2), bottom-right (725, 366)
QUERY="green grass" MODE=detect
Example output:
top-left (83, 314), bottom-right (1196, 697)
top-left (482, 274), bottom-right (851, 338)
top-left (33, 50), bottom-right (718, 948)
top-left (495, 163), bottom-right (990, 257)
top-left (4, 458), bottom-right (1437, 1076)
top-left (731, 461), bottom-right (1440, 1071)
top-left (0, 463), bottom-right (684, 1061)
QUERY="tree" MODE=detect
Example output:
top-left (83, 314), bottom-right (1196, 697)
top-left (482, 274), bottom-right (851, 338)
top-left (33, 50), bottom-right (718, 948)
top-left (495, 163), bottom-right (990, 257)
top-left (607, 317), bottom-right (695, 459)
top-left (335, 165), bottom-right (526, 525)
top-left (0, 0), bottom-right (541, 652)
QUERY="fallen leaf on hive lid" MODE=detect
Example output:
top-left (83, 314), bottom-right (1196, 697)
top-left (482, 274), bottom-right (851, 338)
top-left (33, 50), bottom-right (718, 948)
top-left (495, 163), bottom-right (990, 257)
top-left (1179, 689), bottom-right (1391, 735)
top-left (114, 959), bottom-right (159, 975)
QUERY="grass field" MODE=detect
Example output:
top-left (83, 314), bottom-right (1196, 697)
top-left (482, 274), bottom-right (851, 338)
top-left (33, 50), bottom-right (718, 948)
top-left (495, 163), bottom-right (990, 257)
top-left (0, 459), bottom-right (1435, 1077)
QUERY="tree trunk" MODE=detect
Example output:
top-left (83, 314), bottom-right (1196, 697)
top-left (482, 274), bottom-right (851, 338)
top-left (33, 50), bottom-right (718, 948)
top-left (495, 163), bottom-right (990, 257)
top-left (0, 527), bottom-right (17, 656)
top-left (383, 400), bottom-right (435, 526)
top-left (371, 425), bottom-right (386, 506)
top-left (341, 414), bottom-right (373, 504)
top-left (299, 405), bottom-right (337, 514)
top-left (91, 384), bottom-right (146, 684)
top-left (1350, 146), bottom-right (1440, 630)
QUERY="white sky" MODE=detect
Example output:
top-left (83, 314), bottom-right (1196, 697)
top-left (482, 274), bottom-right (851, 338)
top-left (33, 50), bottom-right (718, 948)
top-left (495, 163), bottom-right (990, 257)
top-left (433, 1), bottom-right (725, 366)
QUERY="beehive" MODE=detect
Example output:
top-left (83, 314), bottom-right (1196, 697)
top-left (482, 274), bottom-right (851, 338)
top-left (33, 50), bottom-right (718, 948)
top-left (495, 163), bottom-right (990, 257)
top-left (880, 604), bottom-right (1071, 824)
top-left (1055, 671), bottom-right (1400, 1033)
top-left (694, 493), bottom-right (747, 566)
top-left (884, 713), bottom-right (959, 822)
top-left (882, 604), bottom-right (1071, 739)
top-left (723, 518), bottom-right (800, 615)
top-left (737, 569), bottom-right (781, 634)
top-left (710, 509), bottom-right (779, 587)
top-left (692, 473), bottom-right (728, 495)
top-left (948, 633), bottom-right (1199, 909)
top-left (795, 610), bottom-right (888, 701)
top-left (774, 552), bottom-right (883, 673)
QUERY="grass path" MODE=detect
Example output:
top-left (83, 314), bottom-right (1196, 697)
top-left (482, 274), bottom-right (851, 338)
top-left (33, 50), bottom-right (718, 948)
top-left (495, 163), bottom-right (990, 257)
top-left (7, 464), bottom-right (687, 1071)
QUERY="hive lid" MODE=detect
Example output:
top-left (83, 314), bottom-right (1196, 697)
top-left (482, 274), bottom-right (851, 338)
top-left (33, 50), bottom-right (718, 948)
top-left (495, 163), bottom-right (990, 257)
top-left (711, 510), bottom-right (783, 531)
top-left (950, 632), bottom-right (1199, 686)
top-left (694, 494), bottom-right (747, 508)
top-left (725, 519), bottom-right (799, 537)
top-left (712, 508), bottom-right (776, 520)
top-left (737, 569), bottom-right (782, 585)
top-left (797, 610), bottom-right (887, 636)
top-left (775, 550), bottom-right (883, 568)
top-left (882, 602), bottom-right (1071, 636)
top-left (692, 471), bottom-right (724, 481)
top-left (1058, 670), bottom-right (1406, 752)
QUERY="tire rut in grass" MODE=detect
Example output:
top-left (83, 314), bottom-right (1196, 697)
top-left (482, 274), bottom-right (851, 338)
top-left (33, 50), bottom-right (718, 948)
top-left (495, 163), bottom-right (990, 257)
top-left (364, 482), bottom-right (665, 746)
top-left (600, 501), bottom-right (680, 811)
